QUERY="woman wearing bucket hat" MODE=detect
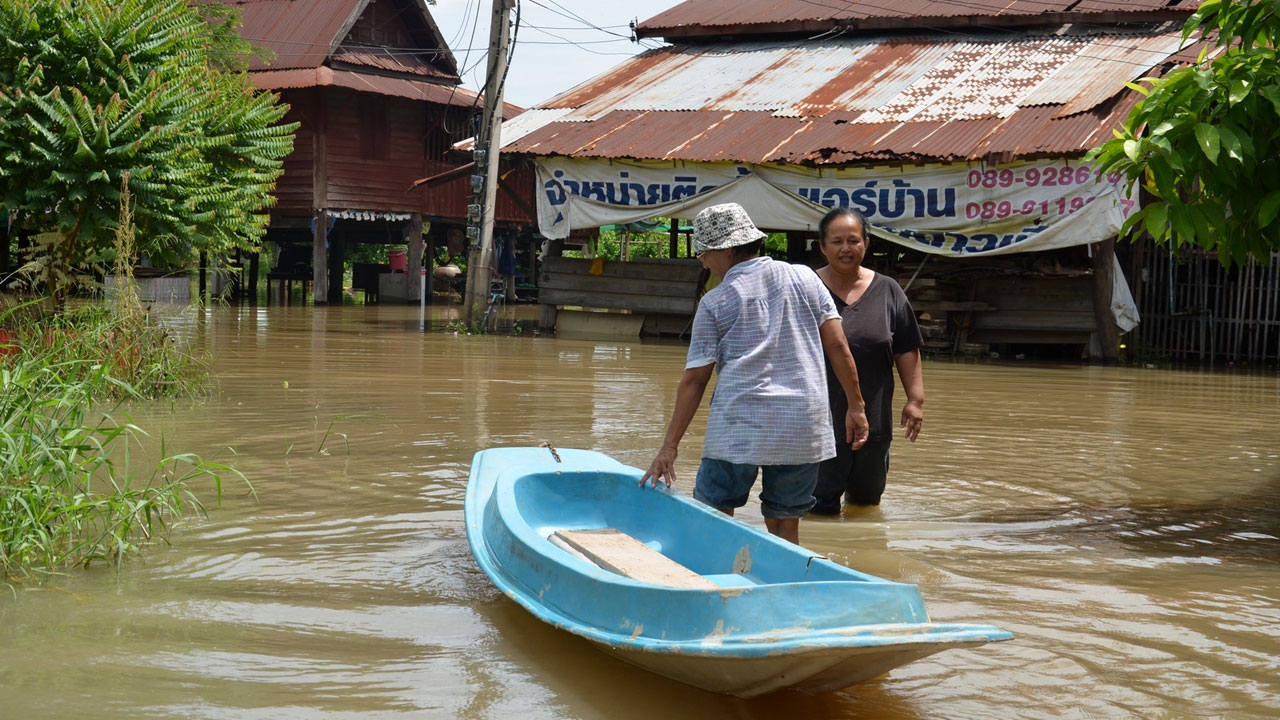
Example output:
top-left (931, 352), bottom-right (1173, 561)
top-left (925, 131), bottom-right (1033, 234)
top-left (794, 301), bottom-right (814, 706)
top-left (640, 202), bottom-right (870, 544)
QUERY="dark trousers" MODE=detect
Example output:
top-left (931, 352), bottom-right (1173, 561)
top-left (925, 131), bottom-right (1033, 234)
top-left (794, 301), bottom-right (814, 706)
top-left (812, 438), bottom-right (891, 513)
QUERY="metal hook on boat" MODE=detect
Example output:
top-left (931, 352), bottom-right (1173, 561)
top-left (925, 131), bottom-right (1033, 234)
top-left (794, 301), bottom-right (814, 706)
top-left (539, 441), bottom-right (562, 463)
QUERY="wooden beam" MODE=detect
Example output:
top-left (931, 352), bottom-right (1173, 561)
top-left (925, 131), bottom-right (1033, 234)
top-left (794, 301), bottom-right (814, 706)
top-left (1092, 238), bottom-right (1120, 363)
top-left (313, 209), bottom-right (329, 303)
top-left (498, 171), bottom-right (537, 223)
top-left (406, 214), bottom-right (424, 301)
top-left (551, 529), bottom-right (716, 590)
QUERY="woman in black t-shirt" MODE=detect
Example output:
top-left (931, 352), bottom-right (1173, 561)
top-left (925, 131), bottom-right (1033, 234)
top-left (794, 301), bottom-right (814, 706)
top-left (810, 208), bottom-right (925, 512)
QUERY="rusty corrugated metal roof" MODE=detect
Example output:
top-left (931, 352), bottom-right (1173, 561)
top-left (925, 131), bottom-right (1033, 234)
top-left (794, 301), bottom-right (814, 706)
top-left (638, 0), bottom-right (1201, 39)
top-left (331, 48), bottom-right (455, 81)
top-left (221, 0), bottom-right (458, 79)
top-left (222, 0), bottom-right (349, 70)
top-left (253, 67), bottom-right (480, 107)
top-left (500, 26), bottom-right (1206, 165)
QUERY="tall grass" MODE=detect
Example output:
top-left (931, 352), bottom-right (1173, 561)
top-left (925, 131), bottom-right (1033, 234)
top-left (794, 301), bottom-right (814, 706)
top-left (0, 352), bottom-right (245, 583)
top-left (0, 179), bottom-right (250, 585)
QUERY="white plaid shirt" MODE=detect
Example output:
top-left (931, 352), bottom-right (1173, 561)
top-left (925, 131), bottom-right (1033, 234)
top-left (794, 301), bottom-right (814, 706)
top-left (686, 256), bottom-right (839, 465)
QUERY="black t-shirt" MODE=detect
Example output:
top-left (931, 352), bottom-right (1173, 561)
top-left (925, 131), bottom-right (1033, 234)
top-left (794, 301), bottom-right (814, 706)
top-left (823, 272), bottom-right (923, 442)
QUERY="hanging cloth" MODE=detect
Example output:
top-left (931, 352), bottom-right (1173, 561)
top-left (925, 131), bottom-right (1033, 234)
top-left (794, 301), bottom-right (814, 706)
top-left (497, 233), bottom-right (518, 276)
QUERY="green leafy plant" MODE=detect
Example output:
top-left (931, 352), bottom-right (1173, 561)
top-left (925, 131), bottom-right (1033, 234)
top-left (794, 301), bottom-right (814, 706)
top-left (1086, 0), bottom-right (1280, 265)
top-left (0, 342), bottom-right (248, 585)
top-left (0, 0), bottom-right (297, 304)
top-left (0, 182), bottom-right (247, 585)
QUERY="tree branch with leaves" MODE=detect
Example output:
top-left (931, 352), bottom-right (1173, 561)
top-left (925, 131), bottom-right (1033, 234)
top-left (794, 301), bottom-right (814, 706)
top-left (1086, 0), bottom-right (1280, 265)
top-left (0, 0), bottom-right (297, 303)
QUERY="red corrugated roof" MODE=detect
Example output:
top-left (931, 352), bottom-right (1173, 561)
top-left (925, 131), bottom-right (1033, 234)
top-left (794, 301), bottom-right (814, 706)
top-left (221, 0), bottom-right (459, 79)
top-left (331, 48), bottom-right (454, 81)
top-left (223, 0), bottom-right (358, 70)
top-left (252, 67), bottom-right (481, 107)
top-left (638, 0), bottom-right (1201, 39)
top-left (500, 26), bottom-right (1209, 165)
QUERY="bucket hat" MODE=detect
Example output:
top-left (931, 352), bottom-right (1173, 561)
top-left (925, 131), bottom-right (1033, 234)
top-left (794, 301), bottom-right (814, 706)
top-left (693, 203), bottom-right (766, 254)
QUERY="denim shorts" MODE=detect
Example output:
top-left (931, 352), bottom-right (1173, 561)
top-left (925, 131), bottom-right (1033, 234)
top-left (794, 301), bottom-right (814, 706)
top-left (693, 458), bottom-right (819, 519)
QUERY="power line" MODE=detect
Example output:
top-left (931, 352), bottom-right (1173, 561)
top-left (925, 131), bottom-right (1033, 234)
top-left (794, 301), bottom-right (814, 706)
top-left (446, 0), bottom-right (477, 50)
top-left (524, 0), bottom-right (634, 40)
top-left (519, 23), bottom-right (658, 54)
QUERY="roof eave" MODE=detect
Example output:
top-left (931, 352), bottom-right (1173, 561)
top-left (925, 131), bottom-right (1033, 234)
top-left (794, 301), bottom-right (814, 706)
top-left (635, 10), bottom-right (1195, 42)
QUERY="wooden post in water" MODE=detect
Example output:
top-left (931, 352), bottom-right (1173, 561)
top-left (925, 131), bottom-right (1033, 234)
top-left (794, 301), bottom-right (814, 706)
top-left (1092, 238), bottom-right (1120, 363)
top-left (423, 223), bottom-right (438, 306)
top-left (406, 214), bottom-right (424, 304)
top-left (248, 251), bottom-right (259, 304)
top-left (198, 251), bottom-right (207, 304)
top-left (327, 222), bottom-right (344, 304)
top-left (312, 209), bottom-right (329, 304)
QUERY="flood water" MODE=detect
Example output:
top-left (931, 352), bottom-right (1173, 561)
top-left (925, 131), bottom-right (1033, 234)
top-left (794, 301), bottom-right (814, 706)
top-left (3, 303), bottom-right (1278, 719)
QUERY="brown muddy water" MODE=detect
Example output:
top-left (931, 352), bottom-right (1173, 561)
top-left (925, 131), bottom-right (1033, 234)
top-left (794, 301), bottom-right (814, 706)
top-left (2, 303), bottom-right (1278, 719)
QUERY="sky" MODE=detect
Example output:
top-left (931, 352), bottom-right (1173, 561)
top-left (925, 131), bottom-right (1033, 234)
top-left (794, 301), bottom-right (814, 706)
top-left (428, 0), bottom-right (685, 108)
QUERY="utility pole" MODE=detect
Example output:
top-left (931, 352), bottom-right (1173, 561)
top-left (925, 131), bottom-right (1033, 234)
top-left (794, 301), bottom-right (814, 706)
top-left (464, 0), bottom-right (514, 328)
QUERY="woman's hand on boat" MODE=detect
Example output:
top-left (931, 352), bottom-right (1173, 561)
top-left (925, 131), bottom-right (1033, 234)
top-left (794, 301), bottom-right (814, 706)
top-left (641, 446), bottom-right (678, 487)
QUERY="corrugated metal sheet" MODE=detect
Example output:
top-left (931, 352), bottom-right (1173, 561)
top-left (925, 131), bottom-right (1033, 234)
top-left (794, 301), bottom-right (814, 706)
top-left (223, 0), bottom-right (458, 80)
top-left (253, 68), bottom-right (480, 108)
top-left (638, 0), bottom-right (1200, 38)
top-left (331, 48), bottom-right (454, 80)
top-left (223, 0), bottom-right (356, 70)
top-left (1051, 33), bottom-right (1192, 117)
top-left (787, 40), bottom-right (951, 117)
top-left (500, 27), bottom-right (1198, 165)
top-left (490, 108), bottom-right (576, 147)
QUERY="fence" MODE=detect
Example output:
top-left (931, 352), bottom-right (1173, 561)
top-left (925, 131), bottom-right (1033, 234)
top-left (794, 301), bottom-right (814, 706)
top-left (1128, 238), bottom-right (1280, 365)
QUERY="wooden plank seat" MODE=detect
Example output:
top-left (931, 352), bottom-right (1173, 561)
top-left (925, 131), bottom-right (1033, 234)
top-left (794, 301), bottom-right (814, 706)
top-left (551, 529), bottom-right (717, 590)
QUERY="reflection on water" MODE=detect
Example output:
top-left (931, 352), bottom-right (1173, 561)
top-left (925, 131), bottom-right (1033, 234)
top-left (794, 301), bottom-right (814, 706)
top-left (2, 304), bottom-right (1278, 719)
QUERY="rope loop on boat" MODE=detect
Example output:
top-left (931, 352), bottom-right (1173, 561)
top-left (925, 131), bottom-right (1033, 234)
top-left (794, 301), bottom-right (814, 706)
top-left (539, 441), bottom-right (562, 463)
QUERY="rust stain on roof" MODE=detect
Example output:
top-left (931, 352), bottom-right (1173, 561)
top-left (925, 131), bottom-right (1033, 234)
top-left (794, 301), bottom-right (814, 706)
top-left (638, 0), bottom-right (1201, 39)
top-left (500, 25), bottom-right (1200, 165)
top-left (253, 67), bottom-right (479, 107)
top-left (222, 0), bottom-right (460, 80)
top-left (331, 48), bottom-right (454, 81)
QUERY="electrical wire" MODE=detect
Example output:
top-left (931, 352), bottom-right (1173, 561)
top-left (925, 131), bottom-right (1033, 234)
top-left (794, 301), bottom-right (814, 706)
top-left (442, 0), bottom-right (487, 135)
top-left (525, 0), bottom-right (634, 40)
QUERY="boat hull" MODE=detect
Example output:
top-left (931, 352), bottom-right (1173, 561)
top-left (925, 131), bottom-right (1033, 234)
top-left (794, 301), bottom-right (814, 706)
top-left (464, 446), bottom-right (1012, 697)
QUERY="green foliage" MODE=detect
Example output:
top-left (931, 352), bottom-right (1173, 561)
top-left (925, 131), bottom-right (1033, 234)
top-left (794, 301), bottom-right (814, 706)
top-left (1, 297), bottom-right (212, 401)
top-left (195, 0), bottom-right (275, 72)
top-left (566, 220), bottom-right (692, 261)
top-left (575, 225), bottom-right (791, 261)
top-left (1085, 0), bottom-right (1280, 265)
top-left (0, 0), bottom-right (297, 301)
top-left (0, 180), bottom-right (214, 400)
top-left (0, 301), bottom-right (247, 585)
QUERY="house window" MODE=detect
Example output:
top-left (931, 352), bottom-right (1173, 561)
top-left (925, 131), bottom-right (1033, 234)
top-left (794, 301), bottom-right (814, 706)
top-left (360, 98), bottom-right (389, 160)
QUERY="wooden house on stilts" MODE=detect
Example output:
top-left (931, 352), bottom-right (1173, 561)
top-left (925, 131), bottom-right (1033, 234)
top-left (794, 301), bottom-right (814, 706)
top-left (219, 0), bottom-right (533, 304)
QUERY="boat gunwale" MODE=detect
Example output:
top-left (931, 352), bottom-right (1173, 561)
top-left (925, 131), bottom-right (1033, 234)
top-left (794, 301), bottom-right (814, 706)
top-left (464, 447), bottom-right (1014, 657)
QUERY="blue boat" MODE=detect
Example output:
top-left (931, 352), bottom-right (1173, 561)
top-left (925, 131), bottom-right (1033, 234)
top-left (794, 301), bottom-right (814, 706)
top-left (465, 446), bottom-right (1013, 697)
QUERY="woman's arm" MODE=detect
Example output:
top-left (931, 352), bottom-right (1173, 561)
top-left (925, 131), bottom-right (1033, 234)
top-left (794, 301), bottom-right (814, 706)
top-left (894, 348), bottom-right (924, 442)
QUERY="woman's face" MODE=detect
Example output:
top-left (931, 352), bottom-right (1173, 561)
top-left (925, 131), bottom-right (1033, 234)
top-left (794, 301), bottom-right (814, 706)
top-left (820, 214), bottom-right (869, 272)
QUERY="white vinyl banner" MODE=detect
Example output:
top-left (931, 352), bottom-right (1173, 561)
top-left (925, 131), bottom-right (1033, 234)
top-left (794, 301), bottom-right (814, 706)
top-left (535, 158), bottom-right (1139, 256)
